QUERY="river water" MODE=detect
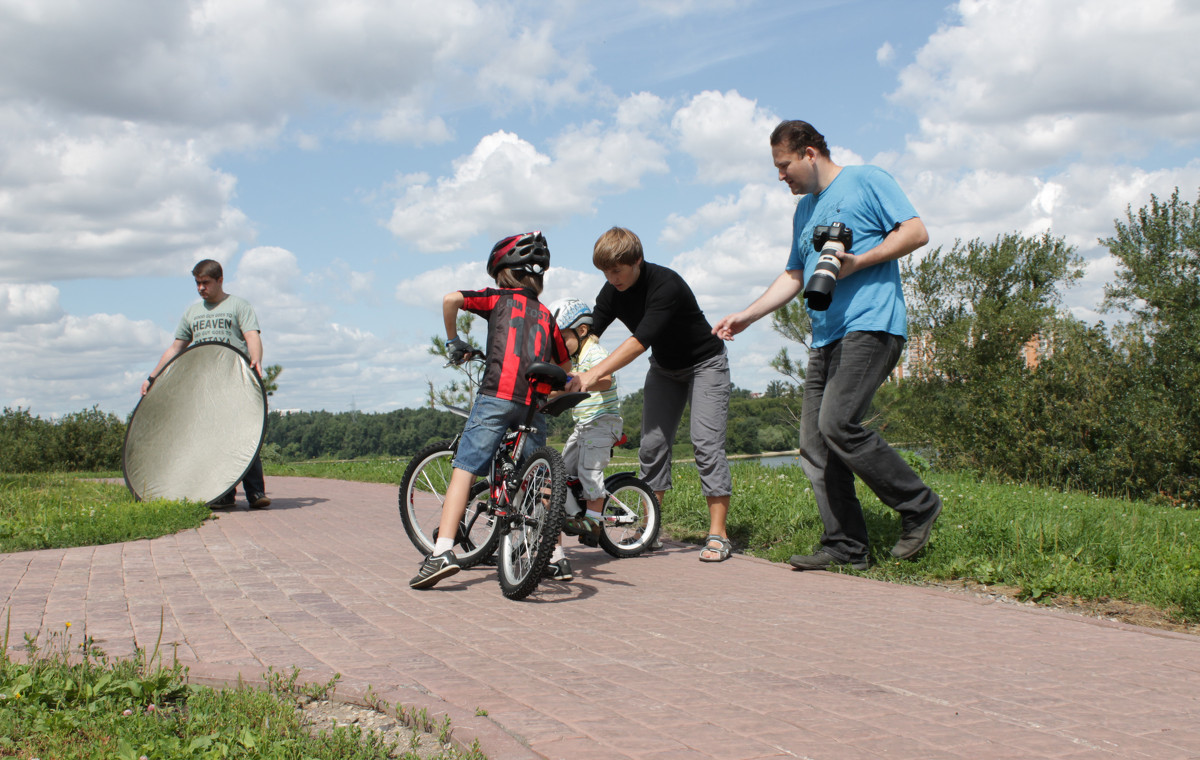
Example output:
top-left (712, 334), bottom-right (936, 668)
top-left (746, 452), bottom-right (802, 469)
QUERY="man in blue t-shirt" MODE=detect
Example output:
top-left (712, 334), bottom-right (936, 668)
top-left (714, 120), bottom-right (942, 570)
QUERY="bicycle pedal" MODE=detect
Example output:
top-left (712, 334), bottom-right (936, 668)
top-left (578, 533), bottom-right (599, 548)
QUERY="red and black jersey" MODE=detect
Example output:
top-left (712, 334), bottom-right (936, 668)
top-left (460, 286), bottom-right (571, 405)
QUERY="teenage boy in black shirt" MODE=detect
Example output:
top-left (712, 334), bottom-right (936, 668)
top-left (568, 227), bottom-right (734, 562)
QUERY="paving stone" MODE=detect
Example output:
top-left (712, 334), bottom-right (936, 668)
top-left (3, 474), bottom-right (1198, 760)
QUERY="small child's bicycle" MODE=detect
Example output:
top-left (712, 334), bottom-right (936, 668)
top-left (561, 439), bottom-right (661, 558)
top-left (399, 364), bottom-right (660, 598)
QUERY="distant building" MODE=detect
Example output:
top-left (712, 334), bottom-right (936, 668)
top-left (894, 329), bottom-right (1054, 380)
top-left (1021, 332), bottom-right (1056, 369)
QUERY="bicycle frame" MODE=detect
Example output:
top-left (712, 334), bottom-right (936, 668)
top-left (440, 363), bottom-right (586, 521)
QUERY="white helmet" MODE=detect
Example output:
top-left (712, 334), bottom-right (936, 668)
top-left (548, 298), bottom-right (593, 331)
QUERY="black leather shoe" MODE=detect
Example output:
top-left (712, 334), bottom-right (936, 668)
top-left (789, 549), bottom-right (869, 571)
top-left (890, 499), bottom-right (942, 559)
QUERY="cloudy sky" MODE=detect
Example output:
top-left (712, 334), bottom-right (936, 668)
top-left (3, 0), bottom-right (1199, 418)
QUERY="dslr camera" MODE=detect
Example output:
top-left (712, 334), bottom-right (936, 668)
top-left (803, 222), bottom-right (853, 311)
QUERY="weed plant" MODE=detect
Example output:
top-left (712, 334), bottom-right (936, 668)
top-left (0, 616), bottom-right (485, 759)
top-left (0, 474), bottom-right (210, 553)
top-left (662, 461), bottom-right (1200, 623)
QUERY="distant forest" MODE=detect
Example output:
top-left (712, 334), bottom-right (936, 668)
top-left (262, 386), bottom-right (802, 461)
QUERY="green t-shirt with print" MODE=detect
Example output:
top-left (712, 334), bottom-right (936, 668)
top-left (175, 294), bottom-right (260, 356)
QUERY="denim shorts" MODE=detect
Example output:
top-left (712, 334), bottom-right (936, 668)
top-left (452, 393), bottom-right (547, 476)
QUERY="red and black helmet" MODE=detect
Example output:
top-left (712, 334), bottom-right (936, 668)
top-left (487, 231), bottom-right (550, 278)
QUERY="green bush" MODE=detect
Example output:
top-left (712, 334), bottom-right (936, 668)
top-left (889, 195), bottom-right (1200, 507)
top-left (0, 407), bottom-right (126, 473)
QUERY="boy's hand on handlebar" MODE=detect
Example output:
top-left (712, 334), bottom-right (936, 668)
top-left (446, 337), bottom-right (474, 365)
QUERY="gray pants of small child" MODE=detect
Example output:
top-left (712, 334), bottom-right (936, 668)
top-left (562, 414), bottom-right (623, 501)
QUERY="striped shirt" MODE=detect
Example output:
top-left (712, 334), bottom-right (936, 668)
top-left (571, 335), bottom-right (622, 424)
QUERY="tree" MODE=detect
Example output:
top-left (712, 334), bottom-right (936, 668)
top-left (896, 232), bottom-right (1087, 476)
top-left (763, 380), bottom-right (798, 399)
top-left (903, 231), bottom-right (1085, 382)
top-left (1100, 188), bottom-right (1200, 503)
top-left (262, 364), bottom-right (283, 397)
top-left (768, 299), bottom-right (810, 388)
top-left (426, 313), bottom-right (484, 409)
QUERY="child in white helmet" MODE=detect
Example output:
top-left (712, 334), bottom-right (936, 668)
top-left (544, 297), bottom-right (624, 580)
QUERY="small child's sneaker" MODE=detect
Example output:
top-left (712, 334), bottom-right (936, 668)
top-left (409, 551), bottom-right (460, 589)
top-left (543, 558), bottom-right (573, 581)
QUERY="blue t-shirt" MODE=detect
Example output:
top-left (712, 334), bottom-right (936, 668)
top-left (786, 165), bottom-right (917, 347)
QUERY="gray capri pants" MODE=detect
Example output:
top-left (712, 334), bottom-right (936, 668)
top-left (638, 348), bottom-right (732, 497)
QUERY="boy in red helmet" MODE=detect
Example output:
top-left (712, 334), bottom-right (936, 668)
top-left (410, 231), bottom-right (573, 589)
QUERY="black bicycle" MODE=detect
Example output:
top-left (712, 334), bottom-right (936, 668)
top-left (398, 362), bottom-right (586, 600)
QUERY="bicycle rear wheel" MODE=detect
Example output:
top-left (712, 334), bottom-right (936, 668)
top-left (398, 440), bottom-right (500, 569)
top-left (597, 473), bottom-right (661, 558)
top-left (497, 446), bottom-right (566, 600)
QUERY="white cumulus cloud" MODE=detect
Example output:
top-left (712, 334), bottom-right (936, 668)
top-left (672, 90), bottom-right (780, 185)
top-left (387, 98), bottom-right (671, 252)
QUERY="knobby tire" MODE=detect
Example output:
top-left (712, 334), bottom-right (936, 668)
top-left (497, 446), bottom-right (566, 600)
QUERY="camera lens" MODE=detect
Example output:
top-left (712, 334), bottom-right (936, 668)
top-left (804, 253), bottom-right (840, 310)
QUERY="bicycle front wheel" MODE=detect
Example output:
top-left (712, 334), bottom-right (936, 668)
top-left (398, 440), bottom-right (500, 569)
top-left (597, 473), bottom-right (661, 558)
top-left (497, 446), bottom-right (566, 600)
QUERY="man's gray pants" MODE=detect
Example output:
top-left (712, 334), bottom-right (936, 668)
top-left (800, 330), bottom-right (941, 562)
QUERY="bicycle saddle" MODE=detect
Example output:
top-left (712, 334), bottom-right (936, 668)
top-left (525, 362), bottom-right (568, 389)
top-left (539, 391), bottom-right (590, 417)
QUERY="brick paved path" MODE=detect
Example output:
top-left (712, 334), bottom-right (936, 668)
top-left (3, 476), bottom-right (1199, 759)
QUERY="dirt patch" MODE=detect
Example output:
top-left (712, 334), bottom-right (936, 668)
top-left (296, 696), bottom-right (458, 759)
top-left (927, 579), bottom-right (1200, 637)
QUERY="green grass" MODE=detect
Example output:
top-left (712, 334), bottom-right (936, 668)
top-left (266, 458), bottom-right (411, 484)
top-left (662, 461), bottom-right (1200, 623)
top-left (0, 618), bottom-right (484, 760)
top-left (0, 474), bottom-right (211, 553)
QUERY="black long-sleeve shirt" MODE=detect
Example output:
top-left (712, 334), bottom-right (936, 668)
top-left (592, 261), bottom-right (724, 371)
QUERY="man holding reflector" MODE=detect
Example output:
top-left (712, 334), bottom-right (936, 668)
top-left (138, 259), bottom-right (271, 509)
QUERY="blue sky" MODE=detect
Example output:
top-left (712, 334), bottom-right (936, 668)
top-left (2, 0), bottom-right (1199, 417)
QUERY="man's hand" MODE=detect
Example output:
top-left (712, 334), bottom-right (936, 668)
top-left (712, 312), bottom-right (751, 341)
top-left (566, 371), bottom-right (595, 393)
top-left (140, 378), bottom-right (153, 397)
top-left (446, 337), bottom-right (474, 365)
top-left (833, 249), bottom-right (860, 279)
